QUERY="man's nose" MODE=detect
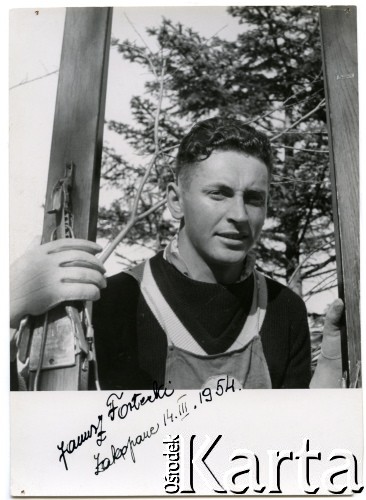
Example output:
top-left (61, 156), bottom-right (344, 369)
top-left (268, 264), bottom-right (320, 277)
top-left (227, 196), bottom-right (249, 224)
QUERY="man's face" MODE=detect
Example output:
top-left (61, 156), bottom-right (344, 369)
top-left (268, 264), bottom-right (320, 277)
top-left (172, 150), bottom-right (269, 280)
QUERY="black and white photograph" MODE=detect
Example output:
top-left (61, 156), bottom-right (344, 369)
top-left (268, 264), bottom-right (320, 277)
top-left (8, 3), bottom-right (363, 497)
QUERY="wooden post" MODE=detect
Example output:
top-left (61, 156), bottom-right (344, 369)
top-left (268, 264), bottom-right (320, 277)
top-left (42, 7), bottom-right (112, 243)
top-left (319, 6), bottom-right (360, 387)
top-left (27, 7), bottom-right (112, 390)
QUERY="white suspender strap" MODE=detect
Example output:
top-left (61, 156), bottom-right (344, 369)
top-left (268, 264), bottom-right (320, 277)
top-left (132, 260), bottom-right (268, 355)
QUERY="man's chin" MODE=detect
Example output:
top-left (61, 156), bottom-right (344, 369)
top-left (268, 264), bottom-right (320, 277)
top-left (208, 250), bottom-right (248, 268)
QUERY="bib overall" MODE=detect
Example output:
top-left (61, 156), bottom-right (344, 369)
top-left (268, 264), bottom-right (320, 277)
top-left (127, 260), bottom-right (271, 390)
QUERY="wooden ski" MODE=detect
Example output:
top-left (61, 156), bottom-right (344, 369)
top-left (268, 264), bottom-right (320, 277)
top-left (319, 6), bottom-right (360, 387)
top-left (24, 7), bottom-right (112, 390)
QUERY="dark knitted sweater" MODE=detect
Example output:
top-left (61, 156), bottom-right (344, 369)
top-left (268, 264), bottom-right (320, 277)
top-left (93, 251), bottom-right (311, 390)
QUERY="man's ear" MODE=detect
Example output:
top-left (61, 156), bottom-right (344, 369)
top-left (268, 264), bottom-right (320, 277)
top-left (167, 182), bottom-right (184, 220)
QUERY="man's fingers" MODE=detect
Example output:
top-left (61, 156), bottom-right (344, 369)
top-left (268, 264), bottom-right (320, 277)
top-left (60, 283), bottom-right (101, 302)
top-left (44, 283), bottom-right (102, 312)
top-left (326, 298), bottom-right (344, 323)
top-left (323, 298), bottom-right (344, 335)
top-left (59, 268), bottom-right (107, 289)
top-left (60, 259), bottom-right (106, 274)
top-left (55, 250), bottom-right (106, 275)
top-left (45, 238), bottom-right (103, 256)
top-left (10, 238), bottom-right (107, 326)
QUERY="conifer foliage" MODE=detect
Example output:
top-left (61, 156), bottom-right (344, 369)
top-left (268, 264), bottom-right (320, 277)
top-left (100, 6), bottom-right (336, 299)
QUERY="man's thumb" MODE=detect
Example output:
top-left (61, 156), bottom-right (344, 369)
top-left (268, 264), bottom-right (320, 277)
top-left (323, 298), bottom-right (344, 335)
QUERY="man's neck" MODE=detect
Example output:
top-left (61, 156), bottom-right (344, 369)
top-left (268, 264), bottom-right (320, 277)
top-left (177, 231), bottom-right (243, 285)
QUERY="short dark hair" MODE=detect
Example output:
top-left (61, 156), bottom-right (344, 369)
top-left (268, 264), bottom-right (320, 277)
top-left (176, 117), bottom-right (273, 186)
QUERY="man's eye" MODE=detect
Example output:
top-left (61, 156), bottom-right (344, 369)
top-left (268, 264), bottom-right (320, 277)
top-left (245, 194), bottom-right (265, 206)
top-left (209, 190), bottom-right (226, 199)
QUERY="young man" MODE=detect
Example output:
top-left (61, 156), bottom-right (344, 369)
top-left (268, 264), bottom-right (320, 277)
top-left (10, 117), bottom-right (343, 390)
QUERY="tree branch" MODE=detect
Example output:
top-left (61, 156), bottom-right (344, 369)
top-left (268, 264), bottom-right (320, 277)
top-left (301, 256), bottom-right (336, 279)
top-left (288, 239), bottom-right (333, 285)
top-left (270, 98), bottom-right (326, 142)
top-left (297, 163), bottom-right (328, 246)
top-left (123, 13), bottom-right (158, 80)
top-left (99, 60), bottom-right (166, 264)
top-left (304, 272), bottom-right (338, 301)
top-left (246, 88), bottom-right (324, 129)
top-left (273, 145), bottom-right (329, 154)
top-left (10, 69), bottom-right (59, 90)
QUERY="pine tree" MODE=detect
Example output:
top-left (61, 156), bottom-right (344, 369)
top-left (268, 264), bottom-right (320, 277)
top-left (101, 6), bottom-right (336, 300)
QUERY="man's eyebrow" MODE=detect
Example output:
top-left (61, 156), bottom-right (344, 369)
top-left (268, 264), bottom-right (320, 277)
top-left (202, 184), bottom-right (267, 195)
top-left (203, 183), bottom-right (233, 190)
top-left (245, 188), bottom-right (267, 195)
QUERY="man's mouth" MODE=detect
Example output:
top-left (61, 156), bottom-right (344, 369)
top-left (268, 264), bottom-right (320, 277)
top-left (218, 232), bottom-right (249, 241)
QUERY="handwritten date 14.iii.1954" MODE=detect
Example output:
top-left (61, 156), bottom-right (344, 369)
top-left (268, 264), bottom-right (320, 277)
top-left (163, 375), bottom-right (238, 426)
top-left (56, 377), bottom-right (236, 474)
